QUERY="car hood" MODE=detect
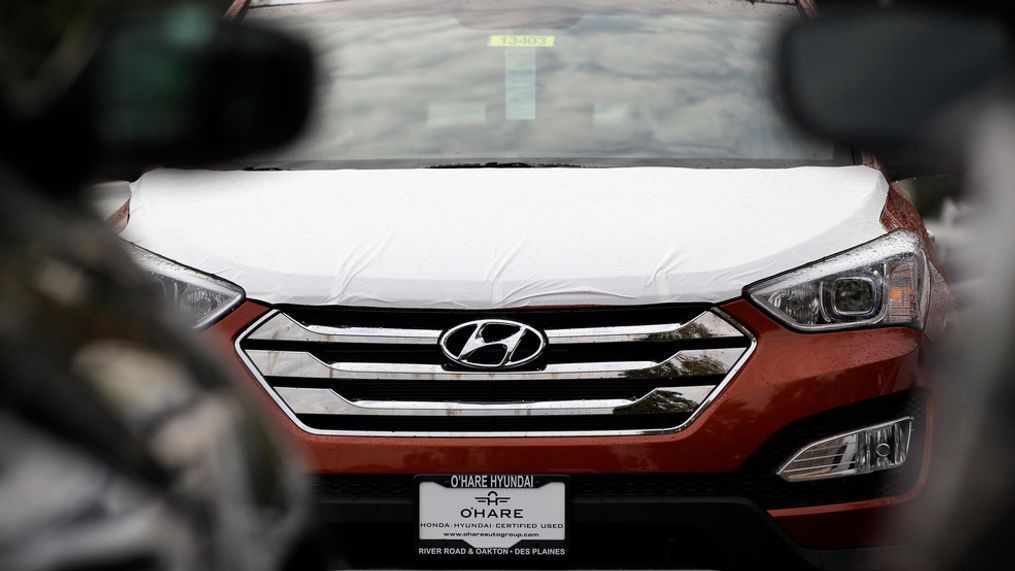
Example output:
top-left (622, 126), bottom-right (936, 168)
top-left (123, 166), bottom-right (889, 309)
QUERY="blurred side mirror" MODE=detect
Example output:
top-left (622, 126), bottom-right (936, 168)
top-left (895, 174), bottom-right (961, 219)
top-left (87, 7), bottom-right (313, 169)
top-left (778, 10), bottom-right (1009, 149)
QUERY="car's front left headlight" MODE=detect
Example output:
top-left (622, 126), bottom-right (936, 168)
top-left (746, 231), bottom-right (929, 332)
top-left (127, 243), bottom-right (245, 329)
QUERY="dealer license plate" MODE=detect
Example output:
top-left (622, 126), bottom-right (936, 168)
top-left (416, 474), bottom-right (568, 560)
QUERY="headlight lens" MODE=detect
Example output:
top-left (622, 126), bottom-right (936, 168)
top-left (127, 243), bottom-right (244, 329)
top-left (746, 231), bottom-right (929, 331)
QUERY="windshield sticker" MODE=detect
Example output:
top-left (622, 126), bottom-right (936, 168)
top-left (504, 48), bottom-right (536, 121)
top-left (489, 35), bottom-right (555, 48)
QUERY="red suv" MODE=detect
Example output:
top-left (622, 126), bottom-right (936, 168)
top-left (118, 0), bottom-right (952, 568)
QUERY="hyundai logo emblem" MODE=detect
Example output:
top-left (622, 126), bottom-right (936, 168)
top-left (440, 319), bottom-right (546, 369)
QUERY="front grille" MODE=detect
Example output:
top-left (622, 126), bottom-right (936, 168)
top-left (235, 304), bottom-right (754, 436)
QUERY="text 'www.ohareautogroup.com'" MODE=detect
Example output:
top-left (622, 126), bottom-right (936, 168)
top-left (418, 522), bottom-right (566, 556)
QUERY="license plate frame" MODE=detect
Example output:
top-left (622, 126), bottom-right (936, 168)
top-left (415, 474), bottom-right (569, 561)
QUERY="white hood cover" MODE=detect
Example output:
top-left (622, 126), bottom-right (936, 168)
top-left (123, 166), bottom-right (889, 309)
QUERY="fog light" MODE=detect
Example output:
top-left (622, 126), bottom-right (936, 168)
top-left (777, 418), bottom-right (913, 482)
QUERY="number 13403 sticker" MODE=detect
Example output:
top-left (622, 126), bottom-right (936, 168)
top-left (489, 35), bottom-right (555, 47)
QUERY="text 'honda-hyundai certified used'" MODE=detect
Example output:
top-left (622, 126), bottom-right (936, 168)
top-left (115, 1), bottom-right (953, 569)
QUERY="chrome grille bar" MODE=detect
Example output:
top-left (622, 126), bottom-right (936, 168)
top-left (276, 385), bottom-right (714, 417)
top-left (248, 314), bottom-right (441, 344)
top-left (247, 347), bottom-right (743, 381)
top-left (245, 310), bottom-right (741, 345)
top-left (544, 311), bottom-right (743, 344)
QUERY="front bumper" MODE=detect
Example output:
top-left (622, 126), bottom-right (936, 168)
top-left (306, 388), bottom-right (928, 569)
top-left (310, 498), bottom-right (915, 570)
top-left (208, 298), bottom-right (931, 563)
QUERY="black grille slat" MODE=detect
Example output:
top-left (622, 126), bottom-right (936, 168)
top-left (246, 341), bottom-right (443, 364)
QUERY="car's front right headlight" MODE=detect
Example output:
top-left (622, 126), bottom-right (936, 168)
top-left (746, 231), bottom-right (929, 332)
top-left (127, 243), bottom-right (245, 329)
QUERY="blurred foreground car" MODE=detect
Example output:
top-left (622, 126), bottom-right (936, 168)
top-left (777, 6), bottom-right (1013, 570)
top-left (0, 3), bottom-right (316, 570)
top-left (119, 1), bottom-right (952, 568)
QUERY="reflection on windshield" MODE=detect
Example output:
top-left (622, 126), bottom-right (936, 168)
top-left (253, 2), bottom-right (834, 167)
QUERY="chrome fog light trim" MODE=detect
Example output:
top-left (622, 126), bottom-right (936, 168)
top-left (777, 417), bottom-right (913, 482)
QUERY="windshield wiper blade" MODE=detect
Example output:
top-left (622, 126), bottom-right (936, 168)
top-left (427, 161), bottom-right (586, 168)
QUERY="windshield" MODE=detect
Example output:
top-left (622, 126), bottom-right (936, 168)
top-left (246, 0), bottom-right (842, 169)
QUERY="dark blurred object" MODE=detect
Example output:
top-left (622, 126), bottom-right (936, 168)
top-left (779, 6), bottom-right (1015, 571)
top-left (0, 3), bottom-right (320, 571)
top-left (88, 7), bottom-right (313, 170)
top-left (1, 3), bottom-right (313, 188)
top-left (779, 9), bottom-right (1009, 149)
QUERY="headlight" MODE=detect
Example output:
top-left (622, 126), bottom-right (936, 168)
top-left (746, 231), bottom-right (929, 331)
top-left (127, 243), bottom-right (245, 328)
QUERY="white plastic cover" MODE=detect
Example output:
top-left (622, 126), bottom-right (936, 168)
top-left (122, 166), bottom-right (889, 309)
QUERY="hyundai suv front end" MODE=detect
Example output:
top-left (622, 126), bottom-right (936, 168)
top-left (118, 1), bottom-right (951, 568)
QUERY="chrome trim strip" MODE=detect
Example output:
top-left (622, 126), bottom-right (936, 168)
top-left (247, 313), bottom-right (441, 345)
top-left (233, 308), bottom-right (758, 437)
top-left (544, 311), bottom-right (743, 344)
top-left (275, 385), bottom-right (715, 417)
top-left (246, 347), bottom-right (745, 381)
top-left (780, 452), bottom-right (850, 464)
top-left (780, 462), bottom-right (860, 476)
top-left (244, 309), bottom-right (742, 346)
